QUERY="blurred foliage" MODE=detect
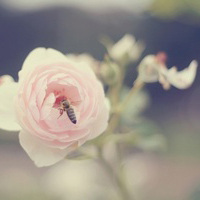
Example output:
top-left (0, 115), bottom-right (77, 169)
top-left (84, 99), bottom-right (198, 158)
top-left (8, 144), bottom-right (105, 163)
top-left (150, 0), bottom-right (200, 23)
top-left (190, 184), bottom-right (200, 200)
top-left (120, 87), bottom-right (149, 125)
top-left (167, 132), bottom-right (200, 160)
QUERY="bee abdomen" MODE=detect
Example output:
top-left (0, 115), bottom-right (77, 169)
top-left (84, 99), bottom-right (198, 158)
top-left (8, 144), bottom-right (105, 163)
top-left (67, 108), bottom-right (77, 124)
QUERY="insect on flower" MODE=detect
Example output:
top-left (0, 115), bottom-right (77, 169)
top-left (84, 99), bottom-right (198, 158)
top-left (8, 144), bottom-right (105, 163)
top-left (58, 99), bottom-right (77, 124)
top-left (2, 48), bottom-right (109, 167)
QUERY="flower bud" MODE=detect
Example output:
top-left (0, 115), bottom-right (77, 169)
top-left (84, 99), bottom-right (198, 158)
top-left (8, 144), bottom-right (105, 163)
top-left (108, 34), bottom-right (144, 64)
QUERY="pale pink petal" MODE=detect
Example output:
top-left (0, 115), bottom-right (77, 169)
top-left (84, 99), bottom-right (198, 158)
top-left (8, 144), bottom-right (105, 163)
top-left (64, 128), bottom-right (90, 142)
top-left (19, 48), bottom-right (69, 84)
top-left (0, 82), bottom-right (21, 131)
top-left (66, 53), bottom-right (100, 75)
top-left (87, 101), bottom-right (109, 140)
top-left (40, 93), bottom-right (55, 120)
top-left (37, 88), bottom-right (47, 109)
top-left (67, 58), bottom-right (97, 79)
top-left (167, 60), bottom-right (198, 89)
top-left (19, 130), bottom-right (75, 167)
top-left (20, 111), bottom-right (57, 140)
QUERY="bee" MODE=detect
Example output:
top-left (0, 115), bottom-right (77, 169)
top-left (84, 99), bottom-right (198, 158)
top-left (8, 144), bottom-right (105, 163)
top-left (59, 99), bottom-right (77, 124)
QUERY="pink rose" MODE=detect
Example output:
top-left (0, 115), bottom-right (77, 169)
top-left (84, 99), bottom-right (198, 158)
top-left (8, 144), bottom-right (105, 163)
top-left (12, 48), bottom-right (109, 167)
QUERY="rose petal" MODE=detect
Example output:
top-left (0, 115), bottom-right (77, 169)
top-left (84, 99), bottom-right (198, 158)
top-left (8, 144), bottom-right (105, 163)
top-left (0, 82), bottom-right (21, 131)
top-left (40, 93), bottom-right (55, 120)
top-left (67, 59), bottom-right (96, 80)
top-left (19, 130), bottom-right (76, 167)
top-left (87, 100), bottom-right (109, 140)
top-left (19, 48), bottom-right (69, 84)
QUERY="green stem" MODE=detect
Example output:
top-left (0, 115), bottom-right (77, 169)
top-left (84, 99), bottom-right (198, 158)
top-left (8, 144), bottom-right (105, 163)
top-left (98, 80), bottom-right (144, 199)
top-left (99, 57), bottom-right (144, 199)
top-left (109, 67), bottom-right (125, 106)
top-left (107, 80), bottom-right (144, 134)
top-left (97, 147), bottom-right (133, 200)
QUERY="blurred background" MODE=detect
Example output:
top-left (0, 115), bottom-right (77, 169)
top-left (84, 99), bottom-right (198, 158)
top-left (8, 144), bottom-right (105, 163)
top-left (0, 0), bottom-right (200, 200)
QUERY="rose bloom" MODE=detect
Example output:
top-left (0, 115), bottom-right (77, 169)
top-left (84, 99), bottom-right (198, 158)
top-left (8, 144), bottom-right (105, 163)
top-left (1, 48), bottom-right (109, 167)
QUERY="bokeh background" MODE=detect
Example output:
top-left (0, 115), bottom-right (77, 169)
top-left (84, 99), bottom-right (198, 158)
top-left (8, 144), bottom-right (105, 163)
top-left (0, 0), bottom-right (200, 200)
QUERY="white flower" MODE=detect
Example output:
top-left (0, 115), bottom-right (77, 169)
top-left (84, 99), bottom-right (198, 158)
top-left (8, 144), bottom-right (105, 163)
top-left (137, 52), bottom-right (198, 90)
top-left (166, 60), bottom-right (198, 89)
top-left (108, 34), bottom-right (144, 62)
top-left (137, 54), bottom-right (165, 83)
top-left (0, 75), bottom-right (14, 85)
top-left (0, 75), bottom-right (21, 131)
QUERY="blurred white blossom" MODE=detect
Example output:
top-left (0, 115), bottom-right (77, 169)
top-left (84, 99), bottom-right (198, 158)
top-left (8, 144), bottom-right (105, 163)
top-left (137, 52), bottom-right (198, 90)
top-left (0, 75), bottom-right (20, 131)
top-left (137, 52), bottom-right (167, 83)
top-left (108, 34), bottom-right (144, 63)
top-left (100, 61), bottom-right (120, 85)
top-left (0, 75), bottom-right (14, 85)
top-left (166, 60), bottom-right (198, 89)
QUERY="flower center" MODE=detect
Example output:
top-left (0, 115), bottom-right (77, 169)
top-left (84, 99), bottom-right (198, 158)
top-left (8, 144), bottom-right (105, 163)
top-left (53, 95), bottom-right (67, 109)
